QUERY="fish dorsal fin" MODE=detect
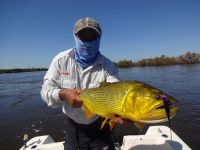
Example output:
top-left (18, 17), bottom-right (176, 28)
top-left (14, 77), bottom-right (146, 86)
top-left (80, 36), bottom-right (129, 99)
top-left (99, 82), bottom-right (111, 87)
top-left (82, 104), bottom-right (95, 118)
top-left (134, 121), bottom-right (144, 129)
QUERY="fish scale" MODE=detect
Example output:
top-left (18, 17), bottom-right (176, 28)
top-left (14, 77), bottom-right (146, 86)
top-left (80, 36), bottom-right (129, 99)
top-left (81, 84), bottom-right (127, 116)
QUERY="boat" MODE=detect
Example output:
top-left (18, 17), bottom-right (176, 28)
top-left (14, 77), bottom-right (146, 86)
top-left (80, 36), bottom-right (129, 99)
top-left (19, 125), bottom-right (191, 150)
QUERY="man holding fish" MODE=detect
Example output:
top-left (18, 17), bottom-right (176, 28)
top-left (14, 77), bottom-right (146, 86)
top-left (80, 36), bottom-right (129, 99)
top-left (41, 17), bottom-right (120, 150)
top-left (41, 17), bottom-right (179, 150)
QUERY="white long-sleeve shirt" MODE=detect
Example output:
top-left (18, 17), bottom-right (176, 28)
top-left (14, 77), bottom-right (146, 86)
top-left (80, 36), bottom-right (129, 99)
top-left (41, 48), bottom-right (120, 124)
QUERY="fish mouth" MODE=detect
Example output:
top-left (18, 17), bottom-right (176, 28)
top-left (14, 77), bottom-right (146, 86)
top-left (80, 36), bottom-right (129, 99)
top-left (140, 101), bottom-right (179, 124)
top-left (155, 101), bottom-right (178, 110)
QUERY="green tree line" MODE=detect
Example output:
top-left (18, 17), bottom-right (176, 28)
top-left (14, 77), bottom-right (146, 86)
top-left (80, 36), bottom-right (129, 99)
top-left (115, 52), bottom-right (200, 67)
top-left (1, 52), bottom-right (199, 73)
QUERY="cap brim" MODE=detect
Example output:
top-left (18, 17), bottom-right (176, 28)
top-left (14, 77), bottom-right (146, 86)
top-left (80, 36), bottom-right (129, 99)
top-left (74, 26), bottom-right (101, 35)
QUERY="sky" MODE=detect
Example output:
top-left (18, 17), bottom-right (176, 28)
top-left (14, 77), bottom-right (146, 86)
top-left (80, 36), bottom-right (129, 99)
top-left (1, 0), bottom-right (200, 69)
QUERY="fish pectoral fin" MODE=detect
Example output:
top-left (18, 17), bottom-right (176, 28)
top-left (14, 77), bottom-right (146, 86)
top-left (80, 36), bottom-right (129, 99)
top-left (100, 118), bottom-right (109, 129)
top-left (134, 121), bottom-right (144, 128)
top-left (108, 117), bottom-right (122, 130)
top-left (83, 105), bottom-right (95, 118)
top-left (100, 117), bottom-right (118, 130)
top-left (109, 120), bottom-right (116, 130)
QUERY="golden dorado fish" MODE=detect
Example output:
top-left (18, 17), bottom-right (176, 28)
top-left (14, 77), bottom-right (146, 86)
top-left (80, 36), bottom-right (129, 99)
top-left (79, 80), bottom-right (179, 129)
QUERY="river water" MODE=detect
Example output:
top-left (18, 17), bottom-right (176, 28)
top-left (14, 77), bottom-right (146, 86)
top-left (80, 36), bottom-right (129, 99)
top-left (0, 64), bottom-right (200, 150)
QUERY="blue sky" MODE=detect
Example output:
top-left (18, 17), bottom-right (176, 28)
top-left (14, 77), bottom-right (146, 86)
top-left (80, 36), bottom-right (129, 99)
top-left (1, 0), bottom-right (200, 68)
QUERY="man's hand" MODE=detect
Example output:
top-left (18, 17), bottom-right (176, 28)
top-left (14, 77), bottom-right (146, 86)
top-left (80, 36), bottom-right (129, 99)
top-left (59, 89), bottom-right (83, 108)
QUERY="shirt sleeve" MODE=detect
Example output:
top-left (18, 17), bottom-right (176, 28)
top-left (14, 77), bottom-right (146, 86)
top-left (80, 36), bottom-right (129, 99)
top-left (104, 59), bottom-right (120, 83)
top-left (40, 55), bottom-right (63, 108)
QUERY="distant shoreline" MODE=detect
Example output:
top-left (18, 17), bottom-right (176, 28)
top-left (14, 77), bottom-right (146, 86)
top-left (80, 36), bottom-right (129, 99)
top-left (114, 52), bottom-right (200, 68)
top-left (1, 64), bottom-right (199, 74)
top-left (0, 68), bottom-right (48, 74)
top-left (1, 52), bottom-right (199, 74)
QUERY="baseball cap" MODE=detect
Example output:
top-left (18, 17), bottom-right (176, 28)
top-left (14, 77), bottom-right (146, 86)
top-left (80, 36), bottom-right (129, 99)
top-left (74, 17), bottom-right (102, 35)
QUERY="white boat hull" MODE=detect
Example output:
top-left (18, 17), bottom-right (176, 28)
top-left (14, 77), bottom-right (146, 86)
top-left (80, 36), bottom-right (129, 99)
top-left (20, 125), bottom-right (191, 150)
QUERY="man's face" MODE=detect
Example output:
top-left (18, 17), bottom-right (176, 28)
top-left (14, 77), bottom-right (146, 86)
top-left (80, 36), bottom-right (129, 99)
top-left (76, 28), bottom-right (99, 42)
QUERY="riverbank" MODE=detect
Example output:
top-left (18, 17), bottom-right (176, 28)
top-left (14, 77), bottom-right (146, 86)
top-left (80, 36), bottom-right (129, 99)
top-left (1, 63), bottom-right (199, 74)
top-left (1, 52), bottom-right (199, 74)
top-left (0, 68), bottom-right (48, 74)
top-left (114, 52), bottom-right (200, 68)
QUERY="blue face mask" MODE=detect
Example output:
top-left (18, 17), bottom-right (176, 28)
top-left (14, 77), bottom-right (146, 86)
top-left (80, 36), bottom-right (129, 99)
top-left (74, 35), bottom-right (100, 69)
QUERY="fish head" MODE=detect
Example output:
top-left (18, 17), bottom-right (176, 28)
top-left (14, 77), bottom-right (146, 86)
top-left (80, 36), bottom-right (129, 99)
top-left (124, 82), bottom-right (179, 124)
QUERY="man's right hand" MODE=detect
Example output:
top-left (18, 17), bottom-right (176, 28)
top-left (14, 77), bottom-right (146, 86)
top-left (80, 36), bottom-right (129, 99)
top-left (59, 89), bottom-right (83, 108)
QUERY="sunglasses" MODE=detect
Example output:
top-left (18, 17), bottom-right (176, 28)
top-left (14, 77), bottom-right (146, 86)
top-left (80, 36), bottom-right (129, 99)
top-left (76, 28), bottom-right (100, 42)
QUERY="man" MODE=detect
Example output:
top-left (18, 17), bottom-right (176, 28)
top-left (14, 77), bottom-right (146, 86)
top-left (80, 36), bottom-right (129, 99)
top-left (41, 17), bottom-right (120, 150)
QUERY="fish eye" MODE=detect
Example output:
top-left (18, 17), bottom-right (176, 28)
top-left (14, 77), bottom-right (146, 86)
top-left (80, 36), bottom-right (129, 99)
top-left (155, 95), bottom-right (161, 100)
